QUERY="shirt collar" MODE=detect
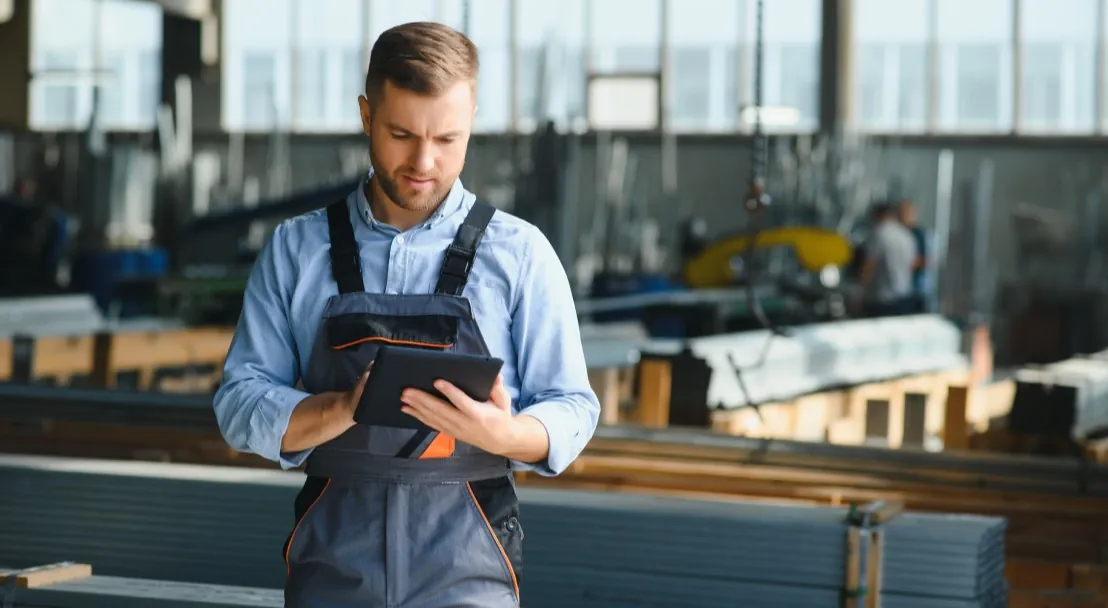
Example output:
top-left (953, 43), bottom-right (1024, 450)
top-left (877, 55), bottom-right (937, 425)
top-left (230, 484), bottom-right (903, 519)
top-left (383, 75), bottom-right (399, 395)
top-left (357, 166), bottom-right (466, 232)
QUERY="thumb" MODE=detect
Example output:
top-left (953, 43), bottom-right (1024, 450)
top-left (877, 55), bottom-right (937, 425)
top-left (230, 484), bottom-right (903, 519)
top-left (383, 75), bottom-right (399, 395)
top-left (350, 362), bottom-right (373, 401)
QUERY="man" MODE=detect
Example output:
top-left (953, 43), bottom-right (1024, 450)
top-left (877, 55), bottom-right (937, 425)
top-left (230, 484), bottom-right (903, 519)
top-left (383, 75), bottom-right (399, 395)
top-left (213, 22), bottom-right (600, 608)
top-left (859, 202), bottom-right (917, 317)
top-left (898, 199), bottom-right (930, 312)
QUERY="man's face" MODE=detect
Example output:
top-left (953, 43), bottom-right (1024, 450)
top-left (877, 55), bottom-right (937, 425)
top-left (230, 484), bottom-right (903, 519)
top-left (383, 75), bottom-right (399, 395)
top-left (899, 202), bottom-right (917, 225)
top-left (358, 80), bottom-right (474, 213)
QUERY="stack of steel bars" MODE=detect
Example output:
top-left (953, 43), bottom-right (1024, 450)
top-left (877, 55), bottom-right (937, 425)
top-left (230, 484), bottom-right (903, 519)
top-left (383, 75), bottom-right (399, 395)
top-left (0, 455), bottom-right (1005, 607)
top-left (522, 488), bottom-right (1006, 607)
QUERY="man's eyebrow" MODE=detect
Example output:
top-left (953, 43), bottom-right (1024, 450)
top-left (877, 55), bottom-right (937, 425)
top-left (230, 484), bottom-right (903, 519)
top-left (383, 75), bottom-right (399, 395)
top-left (385, 123), bottom-right (464, 139)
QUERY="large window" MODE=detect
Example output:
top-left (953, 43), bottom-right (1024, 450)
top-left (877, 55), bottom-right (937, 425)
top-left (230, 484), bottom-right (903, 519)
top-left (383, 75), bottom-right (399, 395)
top-left (589, 0), bottom-right (663, 73)
top-left (666, 0), bottom-right (740, 132)
top-left (853, 0), bottom-right (929, 132)
top-left (1018, 0), bottom-right (1097, 133)
top-left (746, 0), bottom-right (821, 132)
top-left (935, 0), bottom-right (1014, 131)
top-left (30, 0), bottom-right (162, 131)
top-left (461, 0), bottom-right (512, 132)
top-left (854, 0), bottom-right (1104, 134)
top-left (293, 0), bottom-right (364, 132)
top-left (515, 0), bottom-right (587, 132)
top-left (224, 0), bottom-right (362, 132)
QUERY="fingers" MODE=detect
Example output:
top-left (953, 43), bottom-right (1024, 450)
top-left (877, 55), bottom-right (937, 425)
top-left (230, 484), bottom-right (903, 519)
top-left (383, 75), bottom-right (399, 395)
top-left (431, 380), bottom-right (480, 413)
top-left (401, 388), bottom-right (466, 431)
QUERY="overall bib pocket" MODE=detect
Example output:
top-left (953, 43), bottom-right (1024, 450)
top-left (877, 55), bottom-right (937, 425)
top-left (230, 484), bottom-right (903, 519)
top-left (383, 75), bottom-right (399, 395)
top-left (327, 312), bottom-right (459, 351)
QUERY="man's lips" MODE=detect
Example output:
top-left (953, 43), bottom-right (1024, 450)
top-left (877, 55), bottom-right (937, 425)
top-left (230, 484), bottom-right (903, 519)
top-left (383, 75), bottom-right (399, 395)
top-left (402, 175), bottom-right (435, 190)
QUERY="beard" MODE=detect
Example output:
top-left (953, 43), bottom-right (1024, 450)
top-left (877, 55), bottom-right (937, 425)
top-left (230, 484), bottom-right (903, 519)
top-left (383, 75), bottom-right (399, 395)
top-left (368, 141), bottom-right (455, 214)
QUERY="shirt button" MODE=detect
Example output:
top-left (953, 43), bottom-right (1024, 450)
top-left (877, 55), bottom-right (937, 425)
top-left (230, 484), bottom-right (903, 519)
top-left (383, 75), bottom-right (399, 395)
top-left (396, 236), bottom-right (405, 245)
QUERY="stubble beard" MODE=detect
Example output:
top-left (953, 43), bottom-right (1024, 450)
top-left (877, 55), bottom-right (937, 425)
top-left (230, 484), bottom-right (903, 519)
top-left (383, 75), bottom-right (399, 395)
top-left (369, 142), bottom-right (454, 214)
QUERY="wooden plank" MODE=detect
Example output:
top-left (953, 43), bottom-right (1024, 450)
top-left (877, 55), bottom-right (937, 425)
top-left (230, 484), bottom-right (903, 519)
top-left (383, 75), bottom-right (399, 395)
top-left (588, 368), bottom-right (622, 425)
top-left (0, 562), bottom-right (93, 587)
top-left (1007, 560), bottom-right (1074, 590)
top-left (636, 359), bottom-right (672, 428)
top-left (711, 368), bottom-right (976, 449)
top-left (943, 385), bottom-right (970, 450)
top-left (1008, 589), bottom-right (1106, 608)
top-left (0, 328), bottom-right (233, 388)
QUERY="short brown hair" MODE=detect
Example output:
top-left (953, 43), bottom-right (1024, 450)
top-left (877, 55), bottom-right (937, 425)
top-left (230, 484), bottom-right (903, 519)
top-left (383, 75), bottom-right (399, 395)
top-left (364, 22), bottom-right (479, 106)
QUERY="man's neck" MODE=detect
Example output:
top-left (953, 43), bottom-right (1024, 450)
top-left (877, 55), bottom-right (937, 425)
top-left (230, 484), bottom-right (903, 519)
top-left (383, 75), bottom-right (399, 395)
top-left (364, 178), bottom-right (439, 233)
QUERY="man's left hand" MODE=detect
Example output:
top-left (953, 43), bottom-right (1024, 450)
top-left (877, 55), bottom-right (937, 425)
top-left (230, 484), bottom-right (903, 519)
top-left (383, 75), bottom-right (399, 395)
top-left (400, 376), bottom-right (518, 456)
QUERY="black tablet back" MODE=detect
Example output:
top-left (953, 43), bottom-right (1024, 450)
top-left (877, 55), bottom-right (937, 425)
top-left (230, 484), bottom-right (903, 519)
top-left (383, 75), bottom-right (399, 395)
top-left (354, 345), bottom-right (504, 429)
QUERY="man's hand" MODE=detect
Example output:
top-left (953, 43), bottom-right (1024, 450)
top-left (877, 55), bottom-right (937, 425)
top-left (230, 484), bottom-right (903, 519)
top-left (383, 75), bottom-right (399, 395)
top-left (400, 376), bottom-right (550, 463)
top-left (281, 363), bottom-right (371, 454)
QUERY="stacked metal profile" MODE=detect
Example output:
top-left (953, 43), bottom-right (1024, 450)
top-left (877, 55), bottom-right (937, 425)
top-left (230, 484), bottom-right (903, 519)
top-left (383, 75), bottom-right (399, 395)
top-left (577, 320), bottom-right (650, 369)
top-left (0, 294), bottom-right (181, 339)
top-left (520, 489), bottom-right (1007, 608)
top-left (0, 455), bottom-right (1005, 607)
top-left (644, 313), bottom-right (967, 408)
top-left (1011, 348), bottom-right (1108, 439)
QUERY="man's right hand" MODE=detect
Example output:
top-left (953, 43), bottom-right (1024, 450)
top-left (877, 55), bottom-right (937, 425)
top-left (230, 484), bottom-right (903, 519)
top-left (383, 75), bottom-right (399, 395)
top-left (280, 363), bottom-right (373, 454)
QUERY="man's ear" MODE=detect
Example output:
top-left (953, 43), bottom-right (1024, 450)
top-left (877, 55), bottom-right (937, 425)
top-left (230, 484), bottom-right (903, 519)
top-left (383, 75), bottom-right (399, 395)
top-left (358, 95), bottom-right (373, 136)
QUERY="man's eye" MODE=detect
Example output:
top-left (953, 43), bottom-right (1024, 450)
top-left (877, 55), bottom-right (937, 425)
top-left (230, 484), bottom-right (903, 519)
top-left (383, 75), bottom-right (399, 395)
top-left (390, 132), bottom-right (410, 139)
top-left (438, 138), bottom-right (456, 145)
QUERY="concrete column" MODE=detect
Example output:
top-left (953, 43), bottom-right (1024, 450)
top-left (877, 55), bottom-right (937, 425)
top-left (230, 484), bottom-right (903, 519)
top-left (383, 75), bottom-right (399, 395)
top-left (0, 0), bottom-right (30, 130)
top-left (160, 0), bottom-right (222, 133)
top-left (818, 0), bottom-right (854, 134)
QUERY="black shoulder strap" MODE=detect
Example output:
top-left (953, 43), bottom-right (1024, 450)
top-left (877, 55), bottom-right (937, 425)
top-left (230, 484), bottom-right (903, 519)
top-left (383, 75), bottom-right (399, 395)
top-left (434, 201), bottom-right (496, 296)
top-left (326, 200), bottom-right (365, 294)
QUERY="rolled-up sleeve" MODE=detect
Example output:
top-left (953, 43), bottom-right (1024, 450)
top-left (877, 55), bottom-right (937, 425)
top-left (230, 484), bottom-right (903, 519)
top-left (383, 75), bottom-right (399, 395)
top-left (510, 230), bottom-right (601, 476)
top-left (212, 223), bottom-right (313, 470)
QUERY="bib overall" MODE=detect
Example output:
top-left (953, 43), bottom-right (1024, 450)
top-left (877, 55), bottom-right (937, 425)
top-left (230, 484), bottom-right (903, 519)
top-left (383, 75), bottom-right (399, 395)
top-left (282, 199), bottom-right (522, 608)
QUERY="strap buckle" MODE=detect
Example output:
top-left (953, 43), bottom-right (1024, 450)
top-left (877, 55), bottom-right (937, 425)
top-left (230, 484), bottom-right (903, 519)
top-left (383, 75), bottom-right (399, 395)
top-left (441, 245), bottom-right (472, 278)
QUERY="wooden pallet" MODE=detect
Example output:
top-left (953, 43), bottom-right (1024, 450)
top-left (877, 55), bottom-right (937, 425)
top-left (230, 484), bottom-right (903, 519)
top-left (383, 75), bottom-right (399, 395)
top-left (0, 328), bottom-right (232, 390)
top-left (631, 352), bottom-right (1015, 450)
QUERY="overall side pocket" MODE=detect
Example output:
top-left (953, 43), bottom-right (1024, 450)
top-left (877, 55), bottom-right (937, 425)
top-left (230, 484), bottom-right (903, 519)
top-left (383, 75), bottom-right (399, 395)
top-left (283, 475), bottom-right (332, 576)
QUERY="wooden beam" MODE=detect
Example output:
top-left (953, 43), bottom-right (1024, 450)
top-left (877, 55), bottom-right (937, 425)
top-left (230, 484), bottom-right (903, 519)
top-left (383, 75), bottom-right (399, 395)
top-left (636, 359), bottom-right (672, 428)
top-left (943, 385), bottom-right (970, 450)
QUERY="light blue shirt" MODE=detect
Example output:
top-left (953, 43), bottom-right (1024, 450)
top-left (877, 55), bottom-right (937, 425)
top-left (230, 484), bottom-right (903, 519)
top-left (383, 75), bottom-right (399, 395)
top-left (212, 172), bottom-right (600, 476)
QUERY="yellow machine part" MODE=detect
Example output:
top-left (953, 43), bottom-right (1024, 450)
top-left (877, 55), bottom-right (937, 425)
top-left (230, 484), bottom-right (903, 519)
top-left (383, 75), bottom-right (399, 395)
top-left (683, 226), bottom-right (854, 289)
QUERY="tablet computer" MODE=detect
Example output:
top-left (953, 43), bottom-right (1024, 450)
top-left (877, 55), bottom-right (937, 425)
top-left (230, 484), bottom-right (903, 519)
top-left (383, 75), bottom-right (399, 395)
top-left (354, 345), bottom-right (504, 429)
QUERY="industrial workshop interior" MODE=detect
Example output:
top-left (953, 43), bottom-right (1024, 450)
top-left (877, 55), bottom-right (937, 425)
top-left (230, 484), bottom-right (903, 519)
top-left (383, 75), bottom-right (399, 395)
top-left (5, 0), bottom-right (1108, 606)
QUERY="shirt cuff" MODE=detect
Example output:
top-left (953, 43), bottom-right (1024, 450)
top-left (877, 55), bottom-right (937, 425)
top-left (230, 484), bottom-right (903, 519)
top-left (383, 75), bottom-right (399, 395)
top-left (247, 385), bottom-right (313, 470)
top-left (511, 401), bottom-right (580, 477)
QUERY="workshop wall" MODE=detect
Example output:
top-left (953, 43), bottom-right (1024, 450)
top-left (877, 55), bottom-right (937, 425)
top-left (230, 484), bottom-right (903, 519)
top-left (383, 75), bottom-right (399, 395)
top-left (179, 133), bottom-right (1103, 285)
top-left (8, 130), bottom-right (1103, 290)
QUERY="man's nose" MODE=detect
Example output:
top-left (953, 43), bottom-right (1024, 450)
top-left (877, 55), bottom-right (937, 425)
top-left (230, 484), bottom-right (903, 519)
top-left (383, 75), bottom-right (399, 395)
top-left (410, 143), bottom-right (435, 174)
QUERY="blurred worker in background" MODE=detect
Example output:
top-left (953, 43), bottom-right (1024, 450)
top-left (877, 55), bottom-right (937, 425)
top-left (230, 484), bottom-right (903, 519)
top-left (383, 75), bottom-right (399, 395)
top-left (859, 202), bottom-right (917, 317)
top-left (213, 20), bottom-right (599, 608)
top-left (897, 199), bottom-right (930, 312)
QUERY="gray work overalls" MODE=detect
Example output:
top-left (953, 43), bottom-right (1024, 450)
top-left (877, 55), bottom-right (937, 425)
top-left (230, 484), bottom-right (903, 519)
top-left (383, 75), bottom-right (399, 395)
top-left (282, 199), bottom-right (522, 608)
